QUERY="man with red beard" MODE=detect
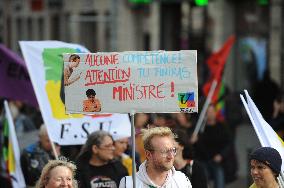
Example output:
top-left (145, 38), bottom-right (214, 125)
top-left (119, 127), bottom-right (192, 187)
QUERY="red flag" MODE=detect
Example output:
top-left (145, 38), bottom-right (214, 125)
top-left (203, 35), bottom-right (236, 103)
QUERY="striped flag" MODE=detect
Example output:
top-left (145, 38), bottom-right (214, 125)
top-left (0, 101), bottom-right (26, 188)
top-left (240, 90), bottom-right (284, 171)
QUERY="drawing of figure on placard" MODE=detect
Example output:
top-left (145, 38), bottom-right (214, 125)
top-left (60, 54), bottom-right (82, 106)
top-left (64, 54), bottom-right (82, 86)
top-left (83, 89), bottom-right (102, 112)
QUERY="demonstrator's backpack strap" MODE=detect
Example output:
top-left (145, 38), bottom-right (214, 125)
top-left (125, 176), bottom-right (142, 188)
top-left (125, 176), bottom-right (133, 188)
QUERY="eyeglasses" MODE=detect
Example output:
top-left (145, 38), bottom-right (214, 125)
top-left (149, 147), bottom-right (177, 157)
top-left (98, 144), bottom-right (115, 150)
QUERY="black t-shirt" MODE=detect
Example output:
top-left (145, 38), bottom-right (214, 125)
top-left (77, 160), bottom-right (128, 188)
top-left (194, 122), bottom-right (231, 160)
top-left (180, 161), bottom-right (208, 188)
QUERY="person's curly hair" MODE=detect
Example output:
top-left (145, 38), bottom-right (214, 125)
top-left (142, 126), bottom-right (176, 151)
top-left (86, 89), bottom-right (96, 97)
top-left (35, 158), bottom-right (78, 188)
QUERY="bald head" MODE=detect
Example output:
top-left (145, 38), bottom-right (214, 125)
top-left (39, 124), bottom-right (48, 137)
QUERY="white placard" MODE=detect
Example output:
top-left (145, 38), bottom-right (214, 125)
top-left (64, 51), bottom-right (198, 114)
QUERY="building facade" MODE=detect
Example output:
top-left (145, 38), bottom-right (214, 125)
top-left (1, 0), bottom-right (283, 90)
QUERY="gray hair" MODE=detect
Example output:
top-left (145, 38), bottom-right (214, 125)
top-left (77, 130), bottom-right (112, 162)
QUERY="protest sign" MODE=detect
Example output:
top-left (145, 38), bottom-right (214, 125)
top-left (19, 41), bottom-right (131, 145)
top-left (64, 51), bottom-right (198, 113)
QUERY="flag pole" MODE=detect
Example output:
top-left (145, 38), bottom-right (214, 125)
top-left (50, 140), bottom-right (59, 160)
top-left (192, 80), bottom-right (217, 137)
top-left (240, 94), bottom-right (265, 146)
top-left (279, 172), bottom-right (284, 188)
top-left (43, 124), bottom-right (59, 160)
top-left (277, 175), bottom-right (284, 188)
top-left (130, 110), bottom-right (136, 188)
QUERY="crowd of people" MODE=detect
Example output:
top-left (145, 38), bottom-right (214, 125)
top-left (18, 123), bottom-right (284, 188)
top-left (32, 145), bottom-right (282, 188)
top-left (0, 86), bottom-right (284, 188)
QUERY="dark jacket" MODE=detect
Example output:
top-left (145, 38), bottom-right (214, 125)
top-left (180, 160), bottom-right (208, 188)
top-left (20, 142), bottom-right (54, 186)
top-left (195, 122), bottom-right (231, 161)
